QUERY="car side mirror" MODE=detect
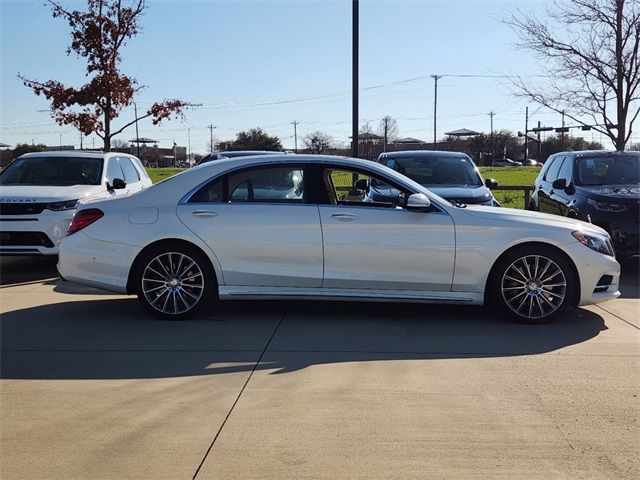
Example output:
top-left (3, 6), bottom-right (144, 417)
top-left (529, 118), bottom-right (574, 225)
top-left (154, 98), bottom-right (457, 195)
top-left (405, 193), bottom-right (431, 212)
top-left (485, 178), bottom-right (498, 189)
top-left (108, 178), bottom-right (126, 191)
top-left (354, 178), bottom-right (368, 190)
top-left (552, 178), bottom-right (567, 190)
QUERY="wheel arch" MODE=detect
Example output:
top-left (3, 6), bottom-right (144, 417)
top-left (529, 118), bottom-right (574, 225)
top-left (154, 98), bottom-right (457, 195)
top-left (126, 238), bottom-right (219, 295)
top-left (484, 241), bottom-right (581, 307)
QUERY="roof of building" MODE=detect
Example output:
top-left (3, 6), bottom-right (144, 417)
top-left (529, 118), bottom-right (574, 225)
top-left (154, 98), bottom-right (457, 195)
top-left (392, 137), bottom-right (425, 144)
top-left (444, 128), bottom-right (480, 136)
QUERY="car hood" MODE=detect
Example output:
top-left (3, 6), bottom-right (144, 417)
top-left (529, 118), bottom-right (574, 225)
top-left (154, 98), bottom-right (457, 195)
top-left (0, 184), bottom-right (105, 203)
top-left (576, 184), bottom-right (640, 202)
top-left (459, 205), bottom-right (609, 236)
top-left (426, 185), bottom-right (493, 204)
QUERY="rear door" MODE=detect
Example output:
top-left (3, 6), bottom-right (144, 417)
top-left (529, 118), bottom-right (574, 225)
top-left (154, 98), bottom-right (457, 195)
top-left (177, 164), bottom-right (323, 287)
top-left (318, 166), bottom-right (455, 291)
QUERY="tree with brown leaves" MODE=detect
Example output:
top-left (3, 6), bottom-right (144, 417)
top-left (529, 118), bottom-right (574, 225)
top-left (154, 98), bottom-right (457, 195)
top-left (508, 0), bottom-right (640, 151)
top-left (18, 0), bottom-right (191, 152)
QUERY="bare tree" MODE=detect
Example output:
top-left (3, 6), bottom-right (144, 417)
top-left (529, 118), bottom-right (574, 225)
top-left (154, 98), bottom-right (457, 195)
top-left (303, 131), bottom-right (333, 154)
top-left (111, 138), bottom-right (130, 149)
top-left (507, 0), bottom-right (640, 150)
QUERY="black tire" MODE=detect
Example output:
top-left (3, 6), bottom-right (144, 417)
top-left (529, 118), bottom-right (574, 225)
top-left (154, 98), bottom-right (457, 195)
top-left (489, 246), bottom-right (576, 324)
top-left (134, 244), bottom-right (217, 320)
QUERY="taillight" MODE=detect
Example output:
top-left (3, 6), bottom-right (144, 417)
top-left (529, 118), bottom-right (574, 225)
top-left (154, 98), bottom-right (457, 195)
top-left (67, 208), bottom-right (104, 235)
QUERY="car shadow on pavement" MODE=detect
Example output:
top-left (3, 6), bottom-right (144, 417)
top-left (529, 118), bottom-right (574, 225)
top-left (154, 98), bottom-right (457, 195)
top-left (1, 297), bottom-right (608, 380)
top-left (0, 256), bottom-right (59, 287)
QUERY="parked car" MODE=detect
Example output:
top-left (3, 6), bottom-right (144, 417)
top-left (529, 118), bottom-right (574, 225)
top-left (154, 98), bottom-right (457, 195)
top-left (524, 159), bottom-right (543, 167)
top-left (0, 151), bottom-right (152, 255)
top-left (58, 154), bottom-right (619, 324)
top-left (197, 150), bottom-right (284, 165)
top-left (367, 151), bottom-right (500, 206)
top-left (492, 158), bottom-right (523, 167)
top-left (530, 150), bottom-right (639, 258)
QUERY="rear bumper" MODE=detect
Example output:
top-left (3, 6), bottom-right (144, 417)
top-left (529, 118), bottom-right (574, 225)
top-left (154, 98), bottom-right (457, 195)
top-left (57, 232), bottom-right (140, 294)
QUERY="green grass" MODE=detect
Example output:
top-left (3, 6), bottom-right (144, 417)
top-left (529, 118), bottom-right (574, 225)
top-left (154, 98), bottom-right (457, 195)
top-left (479, 167), bottom-right (540, 209)
top-left (146, 167), bottom-right (186, 184)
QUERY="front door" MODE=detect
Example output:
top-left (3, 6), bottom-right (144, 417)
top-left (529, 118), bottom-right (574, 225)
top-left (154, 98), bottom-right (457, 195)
top-left (318, 167), bottom-right (455, 291)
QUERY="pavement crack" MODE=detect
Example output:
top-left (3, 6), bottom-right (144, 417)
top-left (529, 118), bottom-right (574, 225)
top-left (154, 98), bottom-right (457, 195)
top-left (596, 305), bottom-right (640, 331)
top-left (191, 311), bottom-right (286, 479)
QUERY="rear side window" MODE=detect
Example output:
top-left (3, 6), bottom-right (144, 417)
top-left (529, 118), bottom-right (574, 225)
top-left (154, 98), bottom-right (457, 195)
top-left (557, 156), bottom-right (573, 184)
top-left (106, 159), bottom-right (124, 184)
top-left (228, 167), bottom-right (305, 203)
top-left (189, 178), bottom-right (224, 203)
top-left (544, 157), bottom-right (564, 182)
top-left (118, 158), bottom-right (140, 183)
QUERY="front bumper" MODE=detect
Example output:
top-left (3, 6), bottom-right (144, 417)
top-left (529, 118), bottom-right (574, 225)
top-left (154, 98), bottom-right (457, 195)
top-left (587, 211), bottom-right (639, 258)
top-left (0, 210), bottom-right (74, 256)
top-left (563, 241), bottom-right (621, 306)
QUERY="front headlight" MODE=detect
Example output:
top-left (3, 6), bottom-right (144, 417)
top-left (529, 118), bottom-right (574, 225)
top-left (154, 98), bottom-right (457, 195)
top-left (46, 199), bottom-right (79, 211)
top-left (587, 198), bottom-right (626, 212)
top-left (572, 230), bottom-right (615, 256)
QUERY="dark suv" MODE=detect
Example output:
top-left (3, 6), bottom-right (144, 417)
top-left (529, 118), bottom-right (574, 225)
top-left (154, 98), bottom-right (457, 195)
top-left (530, 150), bottom-right (639, 257)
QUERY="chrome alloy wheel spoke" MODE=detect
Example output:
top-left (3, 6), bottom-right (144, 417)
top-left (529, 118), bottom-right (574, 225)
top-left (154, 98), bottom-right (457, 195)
top-left (501, 255), bottom-right (567, 320)
top-left (142, 252), bottom-right (204, 315)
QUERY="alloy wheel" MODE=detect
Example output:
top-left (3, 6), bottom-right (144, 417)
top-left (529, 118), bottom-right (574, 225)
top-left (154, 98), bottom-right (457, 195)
top-left (500, 255), bottom-right (567, 320)
top-left (141, 252), bottom-right (204, 315)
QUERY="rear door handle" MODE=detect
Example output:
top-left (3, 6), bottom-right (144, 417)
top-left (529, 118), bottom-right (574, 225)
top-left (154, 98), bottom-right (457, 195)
top-left (192, 210), bottom-right (219, 218)
top-left (331, 213), bottom-right (359, 221)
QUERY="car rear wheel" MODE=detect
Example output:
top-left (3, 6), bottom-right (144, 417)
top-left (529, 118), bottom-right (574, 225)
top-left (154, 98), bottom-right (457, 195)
top-left (490, 246), bottom-right (575, 324)
top-left (134, 245), bottom-right (215, 320)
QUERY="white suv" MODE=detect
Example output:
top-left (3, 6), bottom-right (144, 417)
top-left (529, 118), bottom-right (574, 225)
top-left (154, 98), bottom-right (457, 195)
top-left (0, 151), bottom-right (152, 255)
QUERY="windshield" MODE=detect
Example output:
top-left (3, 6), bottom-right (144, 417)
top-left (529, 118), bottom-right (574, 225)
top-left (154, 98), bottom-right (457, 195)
top-left (576, 155), bottom-right (640, 186)
top-left (378, 155), bottom-right (482, 188)
top-left (0, 156), bottom-right (104, 186)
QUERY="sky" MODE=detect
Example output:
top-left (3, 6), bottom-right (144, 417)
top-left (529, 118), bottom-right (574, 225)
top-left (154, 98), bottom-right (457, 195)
top-left (0, 0), bottom-right (620, 153)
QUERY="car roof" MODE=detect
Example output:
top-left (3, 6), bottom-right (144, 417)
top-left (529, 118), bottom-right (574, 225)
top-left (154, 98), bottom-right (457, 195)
top-left (379, 150), bottom-right (468, 159)
top-left (18, 150), bottom-right (137, 160)
top-left (555, 150), bottom-right (640, 158)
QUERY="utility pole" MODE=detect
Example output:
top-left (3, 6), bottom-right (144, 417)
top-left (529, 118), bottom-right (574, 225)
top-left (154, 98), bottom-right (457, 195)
top-left (383, 117), bottom-right (388, 152)
top-left (291, 120), bottom-right (298, 153)
top-left (79, 132), bottom-right (83, 150)
top-left (537, 121), bottom-right (542, 161)
top-left (352, 0), bottom-right (359, 158)
top-left (489, 111), bottom-right (495, 162)
top-left (561, 111), bottom-right (565, 149)
top-left (59, 133), bottom-right (62, 147)
top-left (208, 124), bottom-right (216, 152)
top-left (187, 127), bottom-right (191, 165)
top-left (134, 102), bottom-right (141, 158)
top-left (431, 75), bottom-right (442, 150)
top-left (92, 137), bottom-right (95, 149)
top-left (524, 106), bottom-right (529, 163)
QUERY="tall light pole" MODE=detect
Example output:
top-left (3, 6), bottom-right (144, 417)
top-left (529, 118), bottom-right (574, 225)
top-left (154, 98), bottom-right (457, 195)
top-left (489, 111), bottom-right (495, 161)
top-left (291, 120), bottom-right (299, 153)
top-left (352, 0), bottom-right (359, 158)
top-left (431, 75), bottom-right (442, 150)
top-left (133, 102), bottom-right (141, 157)
top-left (208, 124), bottom-right (216, 152)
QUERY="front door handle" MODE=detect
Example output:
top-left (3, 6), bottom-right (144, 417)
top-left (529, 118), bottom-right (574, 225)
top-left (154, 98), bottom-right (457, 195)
top-left (331, 213), bottom-right (359, 221)
top-left (192, 210), bottom-right (219, 218)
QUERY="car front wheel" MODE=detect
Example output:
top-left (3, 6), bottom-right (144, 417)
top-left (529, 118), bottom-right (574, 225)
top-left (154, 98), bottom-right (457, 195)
top-left (491, 247), bottom-right (575, 324)
top-left (134, 245), bottom-right (215, 320)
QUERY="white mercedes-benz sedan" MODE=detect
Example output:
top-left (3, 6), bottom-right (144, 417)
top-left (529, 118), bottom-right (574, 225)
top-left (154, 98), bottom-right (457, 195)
top-left (57, 155), bottom-right (620, 323)
top-left (0, 151), bottom-right (152, 255)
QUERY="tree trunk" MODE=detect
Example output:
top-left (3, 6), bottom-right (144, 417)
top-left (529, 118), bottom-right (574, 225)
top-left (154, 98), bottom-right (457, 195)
top-left (103, 97), bottom-right (111, 152)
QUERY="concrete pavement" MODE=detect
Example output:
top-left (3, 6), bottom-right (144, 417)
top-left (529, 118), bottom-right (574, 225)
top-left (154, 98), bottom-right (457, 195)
top-left (1, 257), bottom-right (638, 479)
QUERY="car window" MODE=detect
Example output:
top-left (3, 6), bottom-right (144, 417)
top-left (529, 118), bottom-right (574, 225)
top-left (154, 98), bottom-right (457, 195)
top-left (106, 159), bottom-right (125, 184)
top-left (325, 168), bottom-right (399, 206)
top-left (544, 157), bottom-right (564, 182)
top-left (131, 157), bottom-right (150, 180)
top-left (118, 157), bottom-right (140, 183)
top-left (228, 167), bottom-right (304, 203)
top-left (576, 155), bottom-right (640, 185)
top-left (0, 156), bottom-right (104, 186)
top-left (557, 156), bottom-right (573, 184)
top-left (189, 178), bottom-right (224, 203)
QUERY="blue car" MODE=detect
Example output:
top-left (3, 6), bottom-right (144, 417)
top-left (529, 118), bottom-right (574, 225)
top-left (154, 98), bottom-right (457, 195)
top-left (366, 151), bottom-right (500, 206)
